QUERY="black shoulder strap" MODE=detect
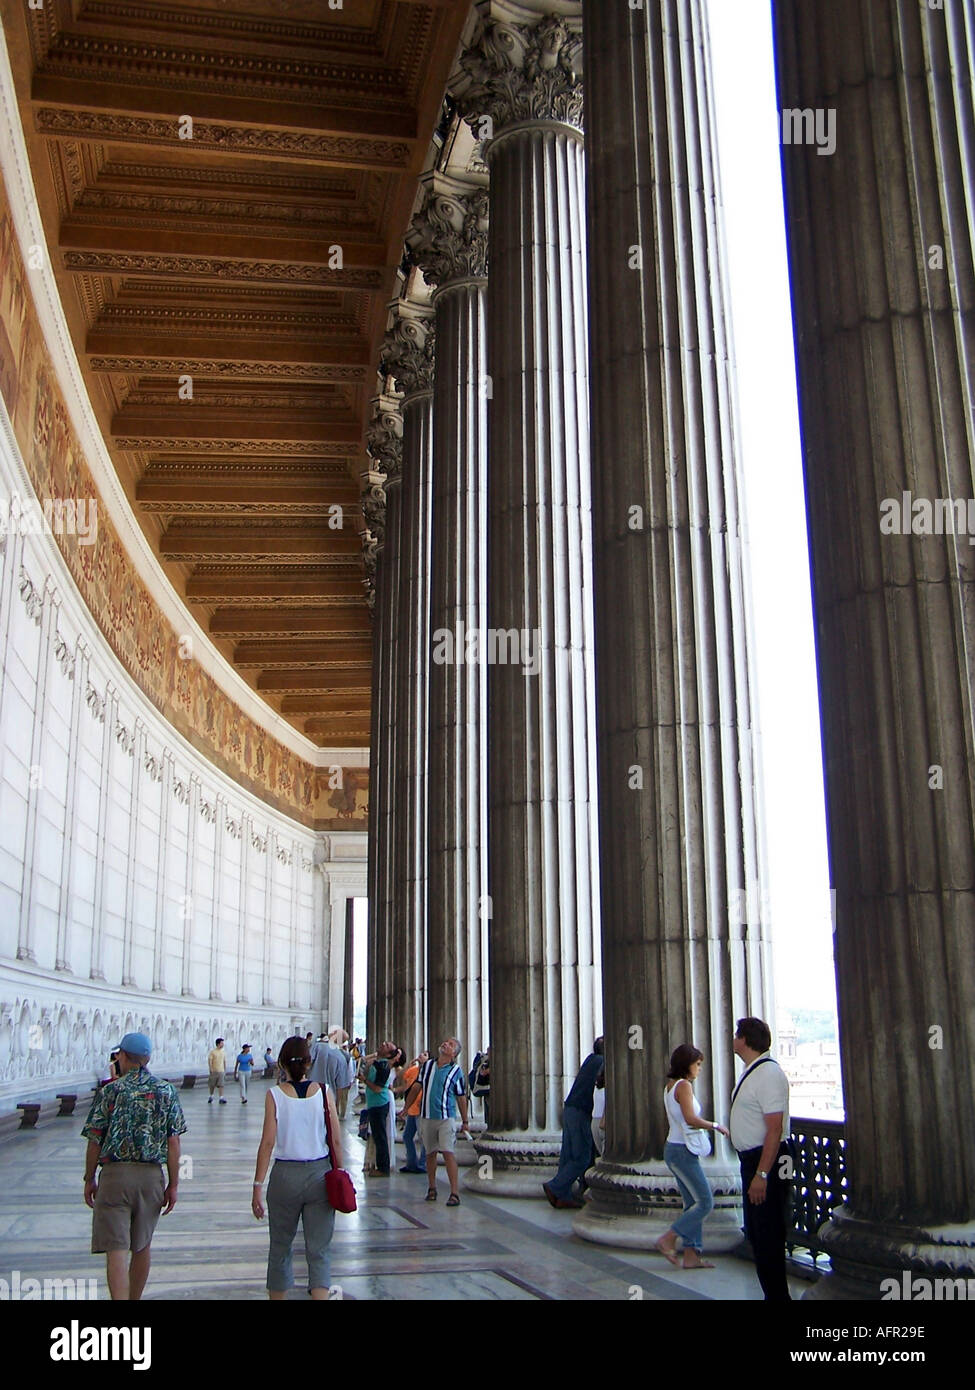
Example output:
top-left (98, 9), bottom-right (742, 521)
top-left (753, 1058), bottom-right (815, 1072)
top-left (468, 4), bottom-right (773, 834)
top-left (294, 1079), bottom-right (311, 1098)
top-left (730, 1057), bottom-right (773, 1111)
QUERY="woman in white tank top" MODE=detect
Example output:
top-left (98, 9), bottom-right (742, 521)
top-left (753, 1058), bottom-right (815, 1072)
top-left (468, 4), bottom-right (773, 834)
top-left (655, 1043), bottom-right (730, 1270)
top-left (251, 1035), bottom-right (343, 1300)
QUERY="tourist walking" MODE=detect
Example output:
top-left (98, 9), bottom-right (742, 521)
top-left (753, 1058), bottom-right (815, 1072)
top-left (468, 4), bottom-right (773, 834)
top-left (207, 1037), bottom-right (227, 1104)
top-left (81, 1032), bottom-right (186, 1300)
top-left (404, 1037), bottom-right (470, 1206)
top-left (251, 1035), bottom-right (341, 1300)
top-left (729, 1017), bottom-right (792, 1300)
top-left (655, 1044), bottom-right (728, 1270)
top-left (234, 1044), bottom-right (255, 1104)
top-left (543, 1037), bottom-right (604, 1210)
top-left (470, 1048), bottom-right (491, 1127)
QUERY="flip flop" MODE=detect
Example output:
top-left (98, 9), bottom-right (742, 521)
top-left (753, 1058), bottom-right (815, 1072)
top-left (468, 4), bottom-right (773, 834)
top-left (654, 1239), bottom-right (680, 1266)
top-left (425, 1188), bottom-right (437, 1201)
top-left (682, 1258), bottom-right (715, 1270)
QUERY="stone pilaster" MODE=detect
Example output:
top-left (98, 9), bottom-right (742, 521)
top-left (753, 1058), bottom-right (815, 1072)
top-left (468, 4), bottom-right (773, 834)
top-left (89, 681), bottom-right (117, 983)
top-left (574, 0), bottom-right (771, 1249)
top-left (773, 0), bottom-right (975, 1294)
top-left (452, 1), bottom-right (602, 1193)
top-left (121, 719), bottom-right (147, 988)
top-left (208, 794), bottom-right (226, 1001)
top-left (17, 577), bottom-right (58, 965)
top-left (55, 636), bottom-right (89, 974)
top-left (382, 307), bottom-right (435, 1059)
top-left (366, 395), bottom-right (403, 1048)
top-left (409, 171), bottom-right (490, 1055)
top-left (179, 773), bottom-right (200, 997)
top-left (151, 750), bottom-right (173, 992)
top-left (236, 812), bottom-right (250, 1004)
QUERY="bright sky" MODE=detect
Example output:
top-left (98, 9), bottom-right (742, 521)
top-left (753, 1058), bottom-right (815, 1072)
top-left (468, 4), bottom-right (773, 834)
top-left (706, 0), bottom-right (837, 1016)
top-left (352, 0), bottom-right (840, 1028)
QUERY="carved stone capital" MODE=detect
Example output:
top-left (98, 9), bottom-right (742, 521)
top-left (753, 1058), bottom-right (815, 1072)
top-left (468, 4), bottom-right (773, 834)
top-left (359, 470), bottom-right (386, 548)
top-left (408, 176), bottom-right (489, 289)
top-left (380, 311), bottom-right (436, 399)
top-left (452, 7), bottom-right (583, 139)
top-left (365, 398), bottom-right (403, 485)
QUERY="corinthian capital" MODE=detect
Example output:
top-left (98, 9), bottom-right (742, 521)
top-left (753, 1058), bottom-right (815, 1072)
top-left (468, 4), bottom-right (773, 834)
top-left (408, 173), bottom-right (490, 289)
top-left (451, 3), bottom-right (583, 138)
top-left (360, 469), bottom-right (387, 549)
top-left (381, 309), bottom-right (436, 399)
top-left (365, 395), bottom-right (403, 485)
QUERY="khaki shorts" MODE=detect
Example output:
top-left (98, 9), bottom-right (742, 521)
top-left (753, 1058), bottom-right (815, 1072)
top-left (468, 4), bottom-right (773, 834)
top-left (208, 1071), bottom-right (225, 1094)
top-left (418, 1117), bottom-right (459, 1154)
top-left (91, 1163), bottom-right (165, 1254)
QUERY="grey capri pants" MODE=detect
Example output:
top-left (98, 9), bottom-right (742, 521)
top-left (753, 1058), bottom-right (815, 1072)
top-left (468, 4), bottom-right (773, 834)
top-left (266, 1158), bottom-right (335, 1292)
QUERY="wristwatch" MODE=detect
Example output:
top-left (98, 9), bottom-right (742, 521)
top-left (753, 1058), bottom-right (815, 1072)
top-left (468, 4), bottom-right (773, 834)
top-left (757, 1169), bottom-right (769, 1180)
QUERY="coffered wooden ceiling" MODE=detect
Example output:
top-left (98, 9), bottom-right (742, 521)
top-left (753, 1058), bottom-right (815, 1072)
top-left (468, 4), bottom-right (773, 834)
top-left (3, 0), bottom-right (468, 749)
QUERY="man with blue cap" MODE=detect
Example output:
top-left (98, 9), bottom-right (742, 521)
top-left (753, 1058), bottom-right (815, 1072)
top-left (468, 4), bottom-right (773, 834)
top-left (81, 1031), bottom-right (187, 1300)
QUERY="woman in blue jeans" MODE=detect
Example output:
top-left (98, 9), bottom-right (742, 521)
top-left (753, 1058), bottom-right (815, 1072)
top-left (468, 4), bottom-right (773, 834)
top-left (656, 1044), bottom-right (729, 1270)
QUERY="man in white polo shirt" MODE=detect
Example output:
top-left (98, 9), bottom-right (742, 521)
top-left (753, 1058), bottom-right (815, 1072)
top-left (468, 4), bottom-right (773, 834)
top-left (729, 1016), bottom-right (792, 1301)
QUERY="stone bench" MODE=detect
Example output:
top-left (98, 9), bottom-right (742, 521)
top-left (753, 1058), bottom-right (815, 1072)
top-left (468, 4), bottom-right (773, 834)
top-left (56, 1091), bottom-right (92, 1116)
top-left (16, 1098), bottom-right (61, 1129)
top-left (181, 1074), bottom-right (201, 1090)
top-left (0, 1112), bottom-right (23, 1143)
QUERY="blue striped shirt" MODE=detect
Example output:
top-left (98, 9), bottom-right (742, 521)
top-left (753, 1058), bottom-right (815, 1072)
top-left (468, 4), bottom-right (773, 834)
top-left (419, 1060), bottom-right (465, 1119)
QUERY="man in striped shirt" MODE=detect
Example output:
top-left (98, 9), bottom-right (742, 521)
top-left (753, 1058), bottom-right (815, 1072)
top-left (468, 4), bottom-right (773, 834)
top-left (404, 1038), bottom-right (470, 1206)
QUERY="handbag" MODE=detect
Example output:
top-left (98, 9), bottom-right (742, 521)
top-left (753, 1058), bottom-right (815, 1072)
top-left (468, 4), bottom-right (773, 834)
top-left (683, 1123), bottom-right (712, 1158)
top-left (321, 1087), bottom-right (357, 1213)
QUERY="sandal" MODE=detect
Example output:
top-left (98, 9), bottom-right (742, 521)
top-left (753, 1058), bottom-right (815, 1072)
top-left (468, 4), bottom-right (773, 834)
top-left (654, 1238), bottom-right (680, 1267)
top-left (425, 1188), bottom-right (437, 1201)
top-left (682, 1257), bottom-right (715, 1270)
top-left (446, 1193), bottom-right (461, 1207)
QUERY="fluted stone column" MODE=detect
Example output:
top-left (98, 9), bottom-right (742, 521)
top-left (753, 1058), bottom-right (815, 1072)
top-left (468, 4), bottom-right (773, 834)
top-left (382, 308), bottom-right (435, 1059)
top-left (452, 1), bottom-right (602, 1194)
top-left (409, 173), bottom-right (490, 1056)
top-left (773, 0), bottom-right (975, 1295)
top-left (365, 398), bottom-right (402, 1047)
top-left (574, 0), bottom-right (772, 1250)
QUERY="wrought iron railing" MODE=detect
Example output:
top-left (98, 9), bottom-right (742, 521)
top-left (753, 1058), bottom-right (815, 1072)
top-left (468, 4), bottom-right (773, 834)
top-left (787, 1116), bottom-right (847, 1262)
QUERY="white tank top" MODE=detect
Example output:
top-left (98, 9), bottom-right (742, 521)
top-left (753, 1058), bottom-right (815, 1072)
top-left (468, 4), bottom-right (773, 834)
top-left (271, 1085), bottom-right (328, 1161)
top-left (664, 1081), bottom-right (701, 1143)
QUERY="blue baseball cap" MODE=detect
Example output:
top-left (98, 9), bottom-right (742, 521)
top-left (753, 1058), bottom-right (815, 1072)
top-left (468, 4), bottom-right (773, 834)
top-left (117, 1032), bottom-right (152, 1058)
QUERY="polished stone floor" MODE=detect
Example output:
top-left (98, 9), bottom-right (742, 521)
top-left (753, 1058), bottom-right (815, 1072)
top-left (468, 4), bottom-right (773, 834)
top-left (0, 1080), bottom-right (807, 1301)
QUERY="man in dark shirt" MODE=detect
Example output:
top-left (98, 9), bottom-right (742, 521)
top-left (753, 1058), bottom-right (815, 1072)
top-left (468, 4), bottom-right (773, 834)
top-left (543, 1037), bottom-right (604, 1209)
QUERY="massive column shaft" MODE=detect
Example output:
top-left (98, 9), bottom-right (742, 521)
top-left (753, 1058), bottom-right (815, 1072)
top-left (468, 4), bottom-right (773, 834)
top-left (773, 0), bottom-right (975, 1292)
top-left (453, 2), bottom-right (602, 1190)
top-left (574, 0), bottom-right (772, 1248)
top-left (383, 309), bottom-right (435, 1059)
top-left (409, 174), bottom-right (490, 1055)
top-left (366, 400), bottom-right (402, 1048)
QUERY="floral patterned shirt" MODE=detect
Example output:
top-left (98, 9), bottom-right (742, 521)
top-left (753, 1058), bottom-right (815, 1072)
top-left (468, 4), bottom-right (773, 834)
top-left (81, 1066), bottom-right (187, 1164)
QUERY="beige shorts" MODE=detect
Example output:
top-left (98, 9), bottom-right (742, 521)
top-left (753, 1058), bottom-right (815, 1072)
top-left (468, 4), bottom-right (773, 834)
top-left (91, 1162), bottom-right (166, 1254)
top-left (418, 1117), bottom-right (459, 1155)
top-left (208, 1071), bottom-right (225, 1094)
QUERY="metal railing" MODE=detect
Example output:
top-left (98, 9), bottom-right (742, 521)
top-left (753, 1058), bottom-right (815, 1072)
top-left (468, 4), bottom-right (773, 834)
top-left (787, 1116), bottom-right (847, 1263)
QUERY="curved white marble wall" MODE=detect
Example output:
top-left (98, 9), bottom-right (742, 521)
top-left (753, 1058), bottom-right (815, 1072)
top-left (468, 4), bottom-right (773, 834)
top-left (0, 416), bottom-right (366, 1110)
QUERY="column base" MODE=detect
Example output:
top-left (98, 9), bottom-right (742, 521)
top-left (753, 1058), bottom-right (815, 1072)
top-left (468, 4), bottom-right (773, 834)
top-left (16, 948), bottom-right (36, 962)
top-left (462, 1131), bottom-right (563, 1197)
top-left (572, 1157), bottom-right (743, 1252)
top-left (801, 1206), bottom-right (975, 1301)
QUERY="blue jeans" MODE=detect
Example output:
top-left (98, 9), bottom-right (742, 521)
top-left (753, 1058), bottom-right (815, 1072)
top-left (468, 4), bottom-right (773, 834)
top-left (403, 1114), bottom-right (426, 1169)
top-left (663, 1141), bottom-right (714, 1252)
top-left (548, 1104), bottom-right (594, 1199)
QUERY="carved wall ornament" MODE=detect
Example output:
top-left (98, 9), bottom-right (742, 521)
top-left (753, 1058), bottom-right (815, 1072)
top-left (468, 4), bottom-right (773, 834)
top-left (144, 752), bottom-right (163, 784)
top-left (251, 829), bottom-right (268, 853)
top-left (200, 799), bottom-right (217, 824)
top-left (52, 632), bottom-right (75, 679)
top-left (172, 777), bottom-right (190, 805)
top-left (409, 182), bottom-right (489, 288)
top-left (63, 251), bottom-right (384, 291)
top-left (18, 568), bottom-right (44, 625)
top-left (35, 110), bottom-right (412, 169)
top-left (85, 681), bottom-right (106, 723)
top-left (115, 721), bottom-right (135, 756)
top-left (277, 845), bottom-right (293, 866)
top-left (380, 314), bottom-right (436, 399)
top-left (226, 815), bottom-right (242, 839)
top-left (452, 11), bottom-right (584, 137)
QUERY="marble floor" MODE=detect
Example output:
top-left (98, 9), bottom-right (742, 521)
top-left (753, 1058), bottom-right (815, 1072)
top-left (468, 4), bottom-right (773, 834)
top-left (0, 1080), bottom-right (808, 1301)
